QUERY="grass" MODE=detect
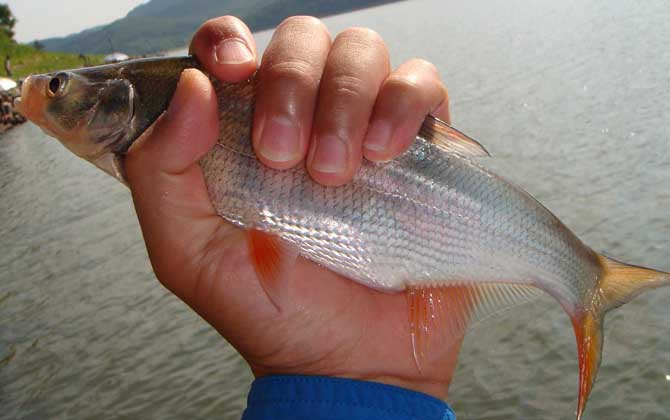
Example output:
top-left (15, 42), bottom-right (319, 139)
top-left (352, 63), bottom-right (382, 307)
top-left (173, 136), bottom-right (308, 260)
top-left (0, 35), bottom-right (104, 80)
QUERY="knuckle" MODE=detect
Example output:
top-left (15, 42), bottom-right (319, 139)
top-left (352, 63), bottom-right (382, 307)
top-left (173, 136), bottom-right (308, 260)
top-left (329, 74), bottom-right (369, 102)
top-left (263, 58), bottom-right (321, 90)
top-left (198, 15), bottom-right (239, 37)
top-left (192, 21), bottom-right (219, 47)
top-left (338, 27), bottom-right (384, 45)
top-left (383, 77), bottom-right (433, 109)
top-left (385, 66), bottom-right (446, 106)
top-left (333, 27), bottom-right (388, 69)
top-left (275, 16), bottom-right (331, 45)
top-left (192, 16), bottom-right (248, 50)
top-left (408, 58), bottom-right (439, 75)
top-left (385, 75), bottom-right (423, 95)
top-left (198, 17), bottom-right (224, 33)
top-left (279, 15), bottom-right (326, 32)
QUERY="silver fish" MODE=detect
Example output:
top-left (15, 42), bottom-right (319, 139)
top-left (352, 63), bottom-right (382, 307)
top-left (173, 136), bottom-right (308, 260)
top-left (16, 56), bottom-right (670, 419)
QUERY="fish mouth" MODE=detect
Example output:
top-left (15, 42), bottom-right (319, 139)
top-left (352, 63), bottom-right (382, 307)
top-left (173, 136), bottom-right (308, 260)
top-left (15, 76), bottom-right (35, 119)
top-left (14, 75), bottom-right (50, 128)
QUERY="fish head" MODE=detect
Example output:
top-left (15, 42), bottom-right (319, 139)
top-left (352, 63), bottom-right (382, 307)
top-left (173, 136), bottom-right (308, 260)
top-left (17, 70), bottom-right (135, 162)
top-left (16, 56), bottom-right (201, 181)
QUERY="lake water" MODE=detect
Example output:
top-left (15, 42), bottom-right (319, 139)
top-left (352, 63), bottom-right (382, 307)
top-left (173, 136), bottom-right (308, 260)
top-left (2, 0), bottom-right (669, 418)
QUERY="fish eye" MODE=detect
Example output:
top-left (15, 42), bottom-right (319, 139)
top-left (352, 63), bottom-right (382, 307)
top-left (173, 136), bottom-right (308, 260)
top-left (47, 73), bottom-right (69, 98)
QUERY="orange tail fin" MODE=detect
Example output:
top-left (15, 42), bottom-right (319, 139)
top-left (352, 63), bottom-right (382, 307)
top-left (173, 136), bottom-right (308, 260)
top-left (570, 255), bottom-right (670, 420)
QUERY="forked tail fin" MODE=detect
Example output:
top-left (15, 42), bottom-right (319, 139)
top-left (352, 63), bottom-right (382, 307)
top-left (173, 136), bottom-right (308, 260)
top-left (571, 254), bottom-right (670, 420)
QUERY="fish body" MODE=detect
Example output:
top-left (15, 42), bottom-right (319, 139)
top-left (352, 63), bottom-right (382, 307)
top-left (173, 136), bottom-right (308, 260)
top-left (16, 57), bottom-right (670, 419)
top-left (205, 77), bottom-right (598, 303)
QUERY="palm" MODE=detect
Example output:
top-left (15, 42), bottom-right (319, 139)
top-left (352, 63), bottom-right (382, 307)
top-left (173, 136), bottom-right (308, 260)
top-left (127, 154), bottom-right (462, 399)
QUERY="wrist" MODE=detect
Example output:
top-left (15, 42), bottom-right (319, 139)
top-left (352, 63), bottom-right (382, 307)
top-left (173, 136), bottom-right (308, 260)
top-left (251, 371), bottom-right (451, 401)
top-left (346, 373), bottom-right (451, 401)
top-left (251, 365), bottom-right (453, 401)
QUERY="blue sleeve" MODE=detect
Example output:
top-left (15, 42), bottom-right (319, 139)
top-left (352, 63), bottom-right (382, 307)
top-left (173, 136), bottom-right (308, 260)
top-left (241, 375), bottom-right (456, 420)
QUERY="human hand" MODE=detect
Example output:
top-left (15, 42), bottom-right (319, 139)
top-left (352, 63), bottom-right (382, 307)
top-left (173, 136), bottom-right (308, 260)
top-left (125, 15), bottom-right (461, 399)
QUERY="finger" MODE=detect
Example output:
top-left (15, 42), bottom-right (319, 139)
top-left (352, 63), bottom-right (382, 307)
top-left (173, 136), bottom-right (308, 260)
top-left (253, 16), bottom-right (331, 169)
top-left (363, 59), bottom-right (450, 162)
top-left (189, 16), bottom-right (258, 82)
top-left (307, 28), bottom-right (390, 186)
top-left (125, 69), bottom-right (222, 301)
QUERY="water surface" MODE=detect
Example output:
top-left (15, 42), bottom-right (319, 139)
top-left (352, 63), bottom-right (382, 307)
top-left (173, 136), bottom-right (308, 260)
top-left (2, 0), bottom-right (669, 418)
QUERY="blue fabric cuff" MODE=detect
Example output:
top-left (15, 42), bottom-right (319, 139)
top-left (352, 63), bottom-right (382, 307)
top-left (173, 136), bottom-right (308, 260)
top-left (241, 375), bottom-right (456, 420)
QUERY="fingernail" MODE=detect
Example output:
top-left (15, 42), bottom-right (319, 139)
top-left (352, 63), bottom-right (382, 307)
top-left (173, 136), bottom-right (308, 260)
top-left (311, 135), bottom-right (348, 173)
top-left (215, 38), bottom-right (253, 64)
top-left (364, 120), bottom-right (393, 152)
top-left (257, 115), bottom-right (301, 163)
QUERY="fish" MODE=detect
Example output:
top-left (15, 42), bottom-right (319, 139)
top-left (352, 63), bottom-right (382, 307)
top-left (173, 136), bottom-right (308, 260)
top-left (15, 56), bottom-right (669, 419)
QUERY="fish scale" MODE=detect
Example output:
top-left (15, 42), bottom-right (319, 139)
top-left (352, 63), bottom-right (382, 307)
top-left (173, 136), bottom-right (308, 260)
top-left (200, 75), bottom-right (598, 303)
top-left (16, 56), bottom-right (670, 419)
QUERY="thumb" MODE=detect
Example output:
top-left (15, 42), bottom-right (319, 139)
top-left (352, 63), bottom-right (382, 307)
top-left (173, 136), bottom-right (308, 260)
top-left (125, 69), bottom-right (223, 301)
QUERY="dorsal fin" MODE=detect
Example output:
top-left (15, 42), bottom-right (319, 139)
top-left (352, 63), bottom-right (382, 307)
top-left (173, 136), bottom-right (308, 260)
top-left (419, 115), bottom-right (490, 157)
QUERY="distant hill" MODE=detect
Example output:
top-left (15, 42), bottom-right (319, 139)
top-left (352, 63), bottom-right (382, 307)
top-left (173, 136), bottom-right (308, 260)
top-left (40, 0), bottom-right (402, 55)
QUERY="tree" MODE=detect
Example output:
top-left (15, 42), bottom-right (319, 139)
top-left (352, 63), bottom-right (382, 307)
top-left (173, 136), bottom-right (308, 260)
top-left (0, 4), bottom-right (17, 40)
top-left (33, 40), bottom-right (44, 51)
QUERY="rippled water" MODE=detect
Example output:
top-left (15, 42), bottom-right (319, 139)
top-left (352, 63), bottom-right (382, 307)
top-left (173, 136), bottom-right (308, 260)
top-left (2, 0), bottom-right (669, 418)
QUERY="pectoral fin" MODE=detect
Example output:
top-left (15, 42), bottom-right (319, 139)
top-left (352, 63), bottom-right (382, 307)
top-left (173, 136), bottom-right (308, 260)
top-left (93, 153), bottom-right (128, 185)
top-left (247, 229), bottom-right (299, 310)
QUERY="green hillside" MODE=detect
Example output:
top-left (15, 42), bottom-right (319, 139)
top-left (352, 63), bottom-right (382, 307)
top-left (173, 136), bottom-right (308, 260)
top-left (0, 35), bottom-right (103, 79)
top-left (40, 0), bottom-right (402, 55)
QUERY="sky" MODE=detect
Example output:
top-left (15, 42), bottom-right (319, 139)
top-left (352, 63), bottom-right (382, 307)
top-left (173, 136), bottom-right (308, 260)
top-left (5, 0), bottom-right (149, 43)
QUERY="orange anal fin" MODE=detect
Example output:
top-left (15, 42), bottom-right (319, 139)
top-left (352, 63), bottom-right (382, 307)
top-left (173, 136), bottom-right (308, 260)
top-left (247, 229), bottom-right (298, 310)
top-left (406, 283), bottom-right (541, 372)
top-left (570, 311), bottom-right (604, 420)
top-left (406, 285), bottom-right (476, 371)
